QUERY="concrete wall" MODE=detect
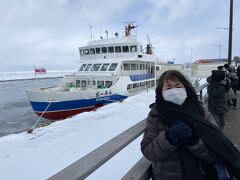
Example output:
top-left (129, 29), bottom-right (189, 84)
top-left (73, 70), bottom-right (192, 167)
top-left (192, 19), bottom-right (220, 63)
top-left (192, 62), bottom-right (225, 78)
top-left (156, 62), bottom-right (226, 79)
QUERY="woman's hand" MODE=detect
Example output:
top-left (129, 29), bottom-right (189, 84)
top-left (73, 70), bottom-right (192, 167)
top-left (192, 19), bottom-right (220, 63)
top-left (165, 120), bottom-right (199, 146)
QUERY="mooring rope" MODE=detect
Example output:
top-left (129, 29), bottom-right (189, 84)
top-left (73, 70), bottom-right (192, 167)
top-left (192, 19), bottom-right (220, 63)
top-left (27, 101), bottom-right (52, 133)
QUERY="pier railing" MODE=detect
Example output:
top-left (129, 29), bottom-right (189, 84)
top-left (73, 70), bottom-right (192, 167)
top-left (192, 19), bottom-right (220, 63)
top-left (48, 82), bottom-right (209, 180)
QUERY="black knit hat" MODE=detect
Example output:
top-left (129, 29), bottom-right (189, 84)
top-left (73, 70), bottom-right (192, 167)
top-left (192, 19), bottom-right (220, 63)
top-left (224, 63), bottom-right (230, 70)
top-left (211, 70), bottom-right (225, 82)
top-left (217, 66), bottom-right (224, 70)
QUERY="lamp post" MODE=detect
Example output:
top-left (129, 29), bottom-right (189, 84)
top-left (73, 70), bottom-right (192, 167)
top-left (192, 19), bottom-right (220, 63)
top-left (190, 47), bottom-right (194, 63)
top-left (216, 0), bottom-right (234, 65)
top-left (213, 43), bottom-right (223, 62)
top-left (228, 0), bottom-right (233, 65)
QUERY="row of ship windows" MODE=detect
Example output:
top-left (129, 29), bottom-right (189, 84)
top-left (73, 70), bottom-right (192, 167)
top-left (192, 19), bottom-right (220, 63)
top-left (79, 62), bottom-right (155, 72)
top-left (79, 45), bottom-right (138, 56)
top-left (127, 80), bottom-right (155, 93)
top-left (67, 80), bottom-right (113, 89)
top-left (66, 80), bottom-right (112, 88)
top-left (127, 80), bottom-right (155, 89)
top-left (76, 80), bottom-right (113, 88)
top-left (79, 63), bottom-right (118, 71)
top-left (69, 80), bottom-right (154, 90)
top-left (123, 62), bottom-right (155, 71)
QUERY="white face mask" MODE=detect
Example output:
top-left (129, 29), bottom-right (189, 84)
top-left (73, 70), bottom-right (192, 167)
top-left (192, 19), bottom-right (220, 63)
top-left (162, 88), bottom-right (187, 105)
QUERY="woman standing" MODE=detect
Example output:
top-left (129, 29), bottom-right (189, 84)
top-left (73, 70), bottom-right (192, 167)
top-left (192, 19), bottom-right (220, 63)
top-left (141, 70), bottom-right (240, 180)
top-left (207, 70), bottom-right (229, 130)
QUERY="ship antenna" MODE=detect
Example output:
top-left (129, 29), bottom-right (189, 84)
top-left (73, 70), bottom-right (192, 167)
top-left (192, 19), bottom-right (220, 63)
top-left (100, 17), bottom-right (102, 39)
top-left (89, 24), bottom-right (93, 40)
top-left (105, 30), bottom-right (109, 39)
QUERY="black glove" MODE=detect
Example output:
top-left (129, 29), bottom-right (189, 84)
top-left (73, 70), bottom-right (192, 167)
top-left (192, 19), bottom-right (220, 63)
top-left (165, 120), bottom-right (199, 146)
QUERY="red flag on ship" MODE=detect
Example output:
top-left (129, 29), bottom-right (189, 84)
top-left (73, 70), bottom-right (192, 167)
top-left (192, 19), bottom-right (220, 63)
top-left (34, 67), bottom-right (46, 74)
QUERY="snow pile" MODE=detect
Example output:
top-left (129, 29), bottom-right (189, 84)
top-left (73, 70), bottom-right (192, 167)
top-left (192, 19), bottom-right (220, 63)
top-left (0, 90), bottom-right (155, 180)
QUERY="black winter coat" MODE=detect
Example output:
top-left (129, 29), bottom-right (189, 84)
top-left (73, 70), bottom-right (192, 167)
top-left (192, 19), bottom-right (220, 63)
top-left (207, 77), bottom-right (229, 115)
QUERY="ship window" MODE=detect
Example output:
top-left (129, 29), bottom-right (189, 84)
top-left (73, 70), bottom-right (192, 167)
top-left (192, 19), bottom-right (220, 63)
top-left (80, 49), bottom-right (84, 56)
top-left (90, 64), bottom-right (102, 71)
top-left (96, 47), bottom-right (101, 54)
top-left (85, 64), bottom-right (92, 71)
top-left (143, 63), bottom-right (147, 70)
top-left (76, 80), bottom-right (80, 87)
top-left (124, 63), bottom-right (130, 70)
top-left (92, 81), bottom-right (96, 86)
top-left (106, 81), bottom-right (112, 88)
top-left (127, 84), bottom-right (132, 90)
top-left (137, 64), bottom-right (140, 70)
top-left (102, 47), bottom-right (107, 53)
top-left (140, 45), bottom-right (143, 52)
top-left (109, 63), bottom-right (118, 71)
top-left (133, 83), bottom-right (139, 88)
top-left (122, 46), bottom-right (129, 53)
top-left (100, 63), bottom-right (110, 71)
top-left (156, 66), bottom-right (160, 71)
top-left (151, 80), bottom-right (155, 87)
top-left (146, 62), bottom-right (151, 72)
top-left (115, 46), bottom-right (121, 53)
top-left (146, 81), bottom-right (151, 88)
top-left (97, 81), bottom-right (104, 88)
top-left (140, 82), bottom-right (146, 87)
top-left (131, 64), bottom-right (137, 70)
top-left (85, 49), bottom-right (90, 55)
top-left (82, 80), bottom-right (87, 88)
top-left (108, 46), bottom-right (114, 53)
top-left (90, 48), bottom-right (95, 54)
top-left (130, 45), bottom-right (137, 52)
top-left (79, 64), bottom-right (87, 71)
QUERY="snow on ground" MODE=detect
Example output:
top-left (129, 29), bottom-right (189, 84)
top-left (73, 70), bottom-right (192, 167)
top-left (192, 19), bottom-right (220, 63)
top-left (0, 90), bottom-right (155, 180)
top-left (0, 70), bottom-right (76, 81)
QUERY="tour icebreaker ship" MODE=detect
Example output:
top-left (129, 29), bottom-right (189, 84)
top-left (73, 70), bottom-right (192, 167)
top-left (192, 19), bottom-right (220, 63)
top-left (27, 24), bottom-right (159, 120)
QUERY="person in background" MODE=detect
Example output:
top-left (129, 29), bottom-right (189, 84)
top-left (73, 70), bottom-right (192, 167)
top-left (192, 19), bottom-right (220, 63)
top-left (141, 70), bottom-right (240, 180)
top-left (237, 64), bottom-right (240, 90)
top-left (207, 70), bottom-right (229, 130)
top-left (224, 64), bottom-right (230, 75)
top-left (237, 64), bottom-right (240, 79)
top-left (223, 64), bottom-right (237, 109)
top-left (228, 65), bottom-right (238, 109)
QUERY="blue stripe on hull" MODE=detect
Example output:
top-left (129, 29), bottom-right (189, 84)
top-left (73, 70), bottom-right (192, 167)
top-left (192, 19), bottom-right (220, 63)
top-left (30, 94), bottom-right (128, 112)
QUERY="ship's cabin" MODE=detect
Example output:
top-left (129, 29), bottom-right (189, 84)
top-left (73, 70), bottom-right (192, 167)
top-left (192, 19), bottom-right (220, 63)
top-left (62, 59), bottom-right (157, 92)
top-left (79, 44), bottom-right (139, 57)
top-left (78, 60), bottom-right (155, 76)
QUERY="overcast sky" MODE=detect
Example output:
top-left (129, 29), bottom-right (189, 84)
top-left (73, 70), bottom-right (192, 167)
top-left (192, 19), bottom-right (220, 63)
top-left (0, 0), bottom-right (240, 71)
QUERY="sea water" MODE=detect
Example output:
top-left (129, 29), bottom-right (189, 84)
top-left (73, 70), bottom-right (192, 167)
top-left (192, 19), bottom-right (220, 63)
top-left (0, 78), bottom-right (62, 137)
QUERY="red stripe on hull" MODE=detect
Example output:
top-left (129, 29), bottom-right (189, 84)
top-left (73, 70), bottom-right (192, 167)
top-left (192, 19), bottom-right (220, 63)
top-left (36, 105), bottom-right (104, 120)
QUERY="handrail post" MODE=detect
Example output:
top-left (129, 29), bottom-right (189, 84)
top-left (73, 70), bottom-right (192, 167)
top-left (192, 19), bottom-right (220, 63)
top-left (199, 89), bottom-right (203, 101)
